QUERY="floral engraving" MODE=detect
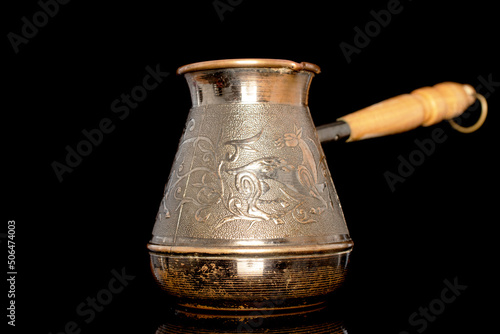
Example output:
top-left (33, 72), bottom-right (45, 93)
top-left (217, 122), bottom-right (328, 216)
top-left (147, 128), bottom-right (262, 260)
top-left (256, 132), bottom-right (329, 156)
top-left (275, 124), bottom-right (328, 224)
top-left (161, 124), bottom-right (328, 229)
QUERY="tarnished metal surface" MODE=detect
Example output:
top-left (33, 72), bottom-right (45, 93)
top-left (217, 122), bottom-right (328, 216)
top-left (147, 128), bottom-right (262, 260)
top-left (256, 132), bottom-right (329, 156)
top-left (150, 250), bottom-right (351, 310)
top-left (148, 60), bottom-right (353, 310)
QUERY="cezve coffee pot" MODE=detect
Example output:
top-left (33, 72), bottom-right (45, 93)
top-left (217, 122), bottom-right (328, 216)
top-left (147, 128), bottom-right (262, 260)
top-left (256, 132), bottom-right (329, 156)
top-left (147, 59), bottom-right (487, 311)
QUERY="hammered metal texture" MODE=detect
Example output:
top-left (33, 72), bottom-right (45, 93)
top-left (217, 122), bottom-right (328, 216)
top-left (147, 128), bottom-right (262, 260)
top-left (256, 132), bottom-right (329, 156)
top-left (152, 103), bottom-right (349, 245)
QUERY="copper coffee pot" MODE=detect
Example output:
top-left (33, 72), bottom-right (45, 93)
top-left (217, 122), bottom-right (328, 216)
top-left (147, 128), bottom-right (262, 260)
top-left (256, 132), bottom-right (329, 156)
top-left (147, 59), bottom-right (486, 311)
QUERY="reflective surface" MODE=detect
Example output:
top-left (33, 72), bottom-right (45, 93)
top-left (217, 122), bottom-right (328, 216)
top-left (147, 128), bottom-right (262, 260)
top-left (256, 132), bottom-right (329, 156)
top-left (183, 66), bottom-right (315, 106)
top-left (155, 304), bottom-right (348, 333)
top-left (148, 61), bottom-right (353, 310)
top-left (151, 64), bottom-right (351, 244)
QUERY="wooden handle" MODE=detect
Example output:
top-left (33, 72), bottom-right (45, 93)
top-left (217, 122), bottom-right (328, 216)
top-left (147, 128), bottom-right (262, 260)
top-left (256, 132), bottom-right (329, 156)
top-left (338, 82), bottom-right (476, 142)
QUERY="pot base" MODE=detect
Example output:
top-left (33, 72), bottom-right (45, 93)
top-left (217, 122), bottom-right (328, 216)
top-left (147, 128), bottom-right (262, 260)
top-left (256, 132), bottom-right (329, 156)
top-left (149, 245), bottom-right (352, 311)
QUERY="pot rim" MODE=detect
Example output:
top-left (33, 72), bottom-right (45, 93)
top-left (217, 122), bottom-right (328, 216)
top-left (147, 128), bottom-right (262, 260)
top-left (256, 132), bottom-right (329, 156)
top-left (176, 58), bottom-right (321, 75)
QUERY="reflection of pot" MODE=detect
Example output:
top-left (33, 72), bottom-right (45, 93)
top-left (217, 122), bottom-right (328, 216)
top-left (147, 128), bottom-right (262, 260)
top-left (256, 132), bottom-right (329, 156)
top-left (147, 59), bottom-right (484, 310)
top-left (155, 305), bottom-right (348, 334)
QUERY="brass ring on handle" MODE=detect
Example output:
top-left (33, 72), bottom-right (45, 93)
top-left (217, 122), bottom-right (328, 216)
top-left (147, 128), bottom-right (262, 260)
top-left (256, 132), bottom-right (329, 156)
top-left (449, 93), bottom-right (488, 133)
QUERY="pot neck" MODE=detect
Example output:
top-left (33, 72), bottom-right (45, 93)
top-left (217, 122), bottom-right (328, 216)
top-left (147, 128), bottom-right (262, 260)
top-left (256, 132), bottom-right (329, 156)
top-left (183, 67), bottom-right (317, 107)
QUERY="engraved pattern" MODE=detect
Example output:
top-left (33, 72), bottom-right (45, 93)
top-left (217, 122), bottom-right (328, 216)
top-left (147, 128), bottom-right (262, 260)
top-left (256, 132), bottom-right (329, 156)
top-left (152, 104), bottom-right (348, 241)
top-left (164, 125), bottom-right (325, 229)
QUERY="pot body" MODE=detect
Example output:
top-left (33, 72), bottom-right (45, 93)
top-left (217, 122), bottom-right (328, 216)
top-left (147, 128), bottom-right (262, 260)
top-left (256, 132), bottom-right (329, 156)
top-left (148, 60), bottom-right (353, 310)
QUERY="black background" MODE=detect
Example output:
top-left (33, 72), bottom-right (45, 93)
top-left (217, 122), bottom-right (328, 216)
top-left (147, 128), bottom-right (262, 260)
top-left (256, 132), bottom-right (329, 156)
top-left (4, 0), bottom-right (499, 333)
